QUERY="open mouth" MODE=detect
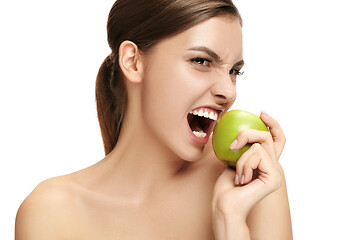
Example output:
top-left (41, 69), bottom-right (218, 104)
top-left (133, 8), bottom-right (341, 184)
top-left (187, 107), bottom-right (219, 142)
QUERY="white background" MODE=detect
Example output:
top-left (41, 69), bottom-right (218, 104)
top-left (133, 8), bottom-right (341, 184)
top-left (1, 0), bottom-right (359, 239)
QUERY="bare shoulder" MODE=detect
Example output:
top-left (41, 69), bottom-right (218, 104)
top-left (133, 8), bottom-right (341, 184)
top-left (15, 175), bottom-right (78, 240)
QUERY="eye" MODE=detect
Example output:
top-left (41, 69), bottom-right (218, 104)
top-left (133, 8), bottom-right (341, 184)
top-left (229, 69), bottom-right (244, 76)
top-left (190, 58), bottom-right (212, 67)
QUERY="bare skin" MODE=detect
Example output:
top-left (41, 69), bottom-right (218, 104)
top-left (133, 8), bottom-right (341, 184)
top-left (16, 146), bottom-right (226, 239)
top-left (15, 16), bottom-right (292, 239)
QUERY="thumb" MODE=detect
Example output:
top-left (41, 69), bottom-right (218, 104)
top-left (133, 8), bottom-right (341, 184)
top-left (260, 111), bottom-right (286, 157)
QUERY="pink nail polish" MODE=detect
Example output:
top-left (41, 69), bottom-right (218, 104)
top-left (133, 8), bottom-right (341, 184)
top-left (261, 110), bottom-right (269, 116)
top-left (241, 175), bottom-right (245, 185)
top-left (235, 174), bottom-right (240, 185)
top-left (229, 139), bottom-right (238, 149)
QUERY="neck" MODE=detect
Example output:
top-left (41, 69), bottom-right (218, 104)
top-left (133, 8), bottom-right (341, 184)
top-left (99, 103), bottom-right (190, 201)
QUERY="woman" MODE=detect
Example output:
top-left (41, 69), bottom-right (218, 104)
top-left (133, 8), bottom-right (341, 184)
top-left (15, 0), bottom-right (292, 239)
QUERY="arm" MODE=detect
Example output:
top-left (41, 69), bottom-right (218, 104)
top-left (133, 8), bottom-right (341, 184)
top-left (247, 164), bottom-right (293, 239)
top-left (213, 208), bottom-right (251, 240)
top-left (212, 155), bottom-right (282, 240)
top-left (245, 112), bottom-right (292, 239)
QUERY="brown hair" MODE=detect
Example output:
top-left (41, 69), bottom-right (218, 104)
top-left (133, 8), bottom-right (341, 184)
top-left (96, 0), bottom-right (242, 155)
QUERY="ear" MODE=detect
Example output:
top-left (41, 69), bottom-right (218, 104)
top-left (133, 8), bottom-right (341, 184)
top-left (118, 40), bottom-right (144, 83)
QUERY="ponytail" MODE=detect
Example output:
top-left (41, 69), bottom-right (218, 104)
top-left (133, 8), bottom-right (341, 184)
top-left (95, 54), bottom-right (127, 155)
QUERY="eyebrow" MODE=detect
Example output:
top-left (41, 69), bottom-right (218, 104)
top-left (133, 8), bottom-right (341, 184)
top-left (187, 46), bottom-right (223, 64)
top-left (233, 60), bottom-right (245, 68)
top-left (187, 46), bottom-right (244, 68)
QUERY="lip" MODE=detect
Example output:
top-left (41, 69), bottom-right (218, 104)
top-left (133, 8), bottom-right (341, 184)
top-left (193, 105), bottom-right (225, 114)
top-left (186, 105), bottom-right (225, 145)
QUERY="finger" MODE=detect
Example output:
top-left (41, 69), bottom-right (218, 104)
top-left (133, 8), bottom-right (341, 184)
top-left (260, 111), bottom-right (285, 143)
top-left (230, 129), bottom-right (276, 161)
top-left (243, 144), bottom-right (264, 185)
top-left (260, 111), bottom-right (286, 157)
top-left (236, 143), bottom-right (275, 185)
top-left (235, 144), bottom-right (257, 185)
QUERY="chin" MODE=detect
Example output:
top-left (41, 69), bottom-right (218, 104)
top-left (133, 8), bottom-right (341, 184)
top-left (173, 141), bottom-right (208, 162)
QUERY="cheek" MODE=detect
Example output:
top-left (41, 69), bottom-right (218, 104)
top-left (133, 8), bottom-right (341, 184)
top-left (142, 65), bottom-right (217, 121)
top-left (140, 61), bottom-right (217, 143)
top-left (141, 62), bottom-right (189, 135)
top-left (140, 62), bottom-right (218, 159)
top-left (142, 62), bottom-right (208, 114)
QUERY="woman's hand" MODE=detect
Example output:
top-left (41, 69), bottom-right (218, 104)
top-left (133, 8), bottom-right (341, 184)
top-left (212, 112), bottom-right (286, 239)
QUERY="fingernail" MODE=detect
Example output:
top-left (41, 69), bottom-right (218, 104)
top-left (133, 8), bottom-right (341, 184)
top-left (229, 139), bottom-right (238, 149)
top-left (241, 175), bottom-right (245, 185)
top-left (261, 110), bottom-right (269, 116)
top-left (235, 174), bottom-right (240, 185)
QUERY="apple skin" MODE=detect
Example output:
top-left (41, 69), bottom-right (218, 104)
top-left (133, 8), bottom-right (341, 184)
top-left (212, 110), bottom-right (268, 168)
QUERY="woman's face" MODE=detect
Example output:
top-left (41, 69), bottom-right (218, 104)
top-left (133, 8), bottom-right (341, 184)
top-left (141, 15), bottom-right (244, 161)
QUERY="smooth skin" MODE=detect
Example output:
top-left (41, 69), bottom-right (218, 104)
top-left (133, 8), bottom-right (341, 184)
top-left (15, 15), bottom-right (292, 240)
top-left (213, 111), bottom-right (292, 239)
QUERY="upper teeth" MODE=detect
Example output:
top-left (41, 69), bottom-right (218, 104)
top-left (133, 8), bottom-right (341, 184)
top-left (190, 109), bottom-right (218, 121)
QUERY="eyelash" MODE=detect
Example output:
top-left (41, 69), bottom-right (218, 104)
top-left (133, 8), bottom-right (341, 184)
top-left (190, 58), bottom-right (212, 67)
top-left (190, 57), bottom-right (244, 77)
top-left (229, 69), bottom-right (244, 76)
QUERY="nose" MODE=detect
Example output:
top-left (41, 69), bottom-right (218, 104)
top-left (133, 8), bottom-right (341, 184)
top-left (210, 75), bottom-right (236, 104)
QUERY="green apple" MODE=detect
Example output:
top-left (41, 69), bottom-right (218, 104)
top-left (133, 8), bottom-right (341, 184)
top-left (212, 110), bottom-right (268, 168)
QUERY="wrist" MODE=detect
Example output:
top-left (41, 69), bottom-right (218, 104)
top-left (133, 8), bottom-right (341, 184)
top-left (213, 208), bottom-right (251, 240)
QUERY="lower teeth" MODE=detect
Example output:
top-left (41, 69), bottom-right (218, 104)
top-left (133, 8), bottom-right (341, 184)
top-left (193, 131), bottom-right (207, 138)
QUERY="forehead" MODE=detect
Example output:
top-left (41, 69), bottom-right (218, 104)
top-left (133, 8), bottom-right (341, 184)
top-left (151, 15), bottom-right (243, 60)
